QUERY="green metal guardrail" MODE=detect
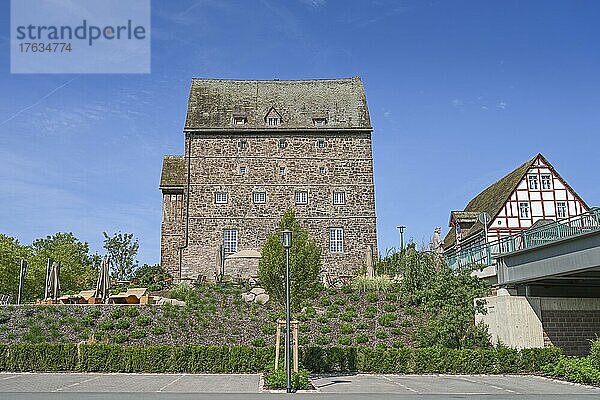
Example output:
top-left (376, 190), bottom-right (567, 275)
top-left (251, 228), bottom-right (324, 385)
top-left (446, 207), bottom-right (600, 269)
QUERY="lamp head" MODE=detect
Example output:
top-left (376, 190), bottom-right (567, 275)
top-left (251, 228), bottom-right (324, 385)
top-left (282, 230), bottom-right (293, 249)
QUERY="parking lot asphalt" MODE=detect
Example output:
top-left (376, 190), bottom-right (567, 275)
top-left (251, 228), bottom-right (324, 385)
top-left (1, 372), bottom-right (599, 399)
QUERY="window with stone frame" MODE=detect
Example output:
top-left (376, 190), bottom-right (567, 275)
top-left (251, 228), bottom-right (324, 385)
top-left (333, 191), bottom-right (346, 205)
top-left (319, 166), bottom-right (327, 175)
top-left (557, 201), bottom-right (567, 218)
top-left (253, 191), bottom-right (266, 204)
top-left (278, 138), bottom-right (287, 149)
top-left (223, 229), bottom-right (238, 254)
top-left (519, 202), bottom-right (530, 218)
top-left (329, 227), bottom-right (344, 253)
top-left (239, 166), bottom-right (247, 175)
top-left (238, 140), bottom-right (248, 150)
top-left (279, 166), bottom-right (286, 176)
top-left (295, 191), bottom-right (308, 204)
top-left (317, 138), bottom-right (326, 148)
top-left (541, 174), bottom-right (552, 190)
top-left (215, 191), bottom-right (228, 204)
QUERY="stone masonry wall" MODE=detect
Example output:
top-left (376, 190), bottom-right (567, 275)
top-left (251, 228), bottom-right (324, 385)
top-left (166, 132), bottom-right (378, 281)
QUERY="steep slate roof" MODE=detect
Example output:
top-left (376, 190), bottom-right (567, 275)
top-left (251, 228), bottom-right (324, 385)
top-left (443, 154), bottom-right (539, 249)
top-left (184, 77), bottom-right (372, 131)
top-left (160, 156), bottom-right (185, 189)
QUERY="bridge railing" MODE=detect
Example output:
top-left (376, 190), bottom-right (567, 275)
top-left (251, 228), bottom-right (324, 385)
top-left (446, 207), bottom-right (600, 269)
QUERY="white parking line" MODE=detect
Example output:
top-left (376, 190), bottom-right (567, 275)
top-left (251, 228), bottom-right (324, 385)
top-left (1, 375), bottom-right (18, 381)
top-left (454, 376), bottom-right (517, 394)
top-left (53, 375), bottom-right (102, 392)
top-left (157, 374), bottom-right (186, 392)
top-left (379, 375), bottom-right (419, 393)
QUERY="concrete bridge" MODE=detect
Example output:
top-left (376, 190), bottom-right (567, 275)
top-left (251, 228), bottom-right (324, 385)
top-left (446, 208), bottom-right (600, 355)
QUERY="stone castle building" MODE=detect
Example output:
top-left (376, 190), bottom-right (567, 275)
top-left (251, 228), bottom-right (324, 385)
top-left (160, 77), bottom-right (378, 281)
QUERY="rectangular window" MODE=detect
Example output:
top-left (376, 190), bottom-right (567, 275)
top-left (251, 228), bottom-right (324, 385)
top-left (278, 139), bottom-right (287, 148)
top-left (528, 175), bottom-right (539, 190)
top-left (317, 139), bottom-right (326, 148)
top-left (295, 191), bottom-right (308, 205)
top-left (215, 192), bottom-right (228, 204)
top-left (333, 191), bottom-right (346, 205)
top-left (223, 229), bottom-right (238, 254)
top-left (319, 166), bottom-right (327, 175)
top-left (239, 166), bottom-right (247, 175)
top-left (519, 202), bottom-right (530, 218)
top-left (279, 166), bottom-right (286, 176)
top-left (557, 201), bottom-right (567, 218)
top-left (541, 175), bottom-right (552, 190)
top-left (253, 191), bottom-right (266, 204)
top-left (268, 117), bottom-right (279, 126)
top-left (329, 228), bottom-right (344, 253)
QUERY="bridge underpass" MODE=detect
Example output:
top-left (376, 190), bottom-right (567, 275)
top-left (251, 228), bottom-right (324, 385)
top-left (447, 209), bottom-right (600, 355)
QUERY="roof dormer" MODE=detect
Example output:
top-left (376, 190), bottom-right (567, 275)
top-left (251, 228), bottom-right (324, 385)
top-left (265, 107), bottom-right (282, 126)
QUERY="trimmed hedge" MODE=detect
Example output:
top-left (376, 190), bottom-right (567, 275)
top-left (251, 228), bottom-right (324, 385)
top-left (300, 346), bottom-right (562, 374)
top-left (0, 343), bottom-right (560, 374)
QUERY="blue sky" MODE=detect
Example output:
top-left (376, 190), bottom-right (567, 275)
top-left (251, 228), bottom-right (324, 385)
top-left (1, 0), bottom-right (599, 264)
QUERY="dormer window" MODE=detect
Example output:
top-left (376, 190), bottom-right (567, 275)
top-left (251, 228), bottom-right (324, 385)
top-left (265, 107), bottom-right (282, 126)
top-left (233, 116), bottom-right (247, 125)
top-left (313, 117), bottom-right (327, 126)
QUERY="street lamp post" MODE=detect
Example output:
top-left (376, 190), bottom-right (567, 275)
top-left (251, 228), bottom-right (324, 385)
top-left (397, 225), bottom-right (406, 251)
top-left (282, 229), bottom-right (293, 393)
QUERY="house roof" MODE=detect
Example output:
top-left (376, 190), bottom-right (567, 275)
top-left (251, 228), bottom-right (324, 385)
top-left (184, 77), bottom-right (372, 131)
top-left (443, 154), bottom-right (540, 249)
top-left (160, 156), bottom-right (185, 189)
top-left (443, 153), bottom-right (590, 249)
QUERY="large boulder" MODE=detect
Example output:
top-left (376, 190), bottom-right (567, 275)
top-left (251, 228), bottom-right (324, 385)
top-left (242, 292), bottom-right (256, 303)
top-left (250, 287), bottom-right (266, 296)
top-left (255, 293), bottom-right (270, 305)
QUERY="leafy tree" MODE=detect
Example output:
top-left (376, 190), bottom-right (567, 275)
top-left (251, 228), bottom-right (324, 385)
top-left (399, 243), bottom-right (437, 298)
top-left (103, 232), bottom-right (139, 281)
top-left (132, 264), bottom-right (172, 292)
top-left (258, 209), bottom-right (322, 311)
top-left (414, 263), bottom-right (491, 348)
top-left (29, 232), bottom-right (97, 299)
top-left (0, 234), bottom-right (31, 301)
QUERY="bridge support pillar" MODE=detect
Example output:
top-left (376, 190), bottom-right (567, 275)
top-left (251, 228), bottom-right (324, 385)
top-left (476, 293), bottom-right (600, 355)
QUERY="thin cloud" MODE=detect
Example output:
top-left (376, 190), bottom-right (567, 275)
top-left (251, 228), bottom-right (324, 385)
top-left (0, 76), bottom-right (79, 128)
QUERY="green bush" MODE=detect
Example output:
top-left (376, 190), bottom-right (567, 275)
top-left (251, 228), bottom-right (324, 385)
top-left (125, 307), bottom-right (140, 318)
top-left (357, 322), bottom-right (368, 330)
top-left (383, 304), bottom-right (397, 312)
top-left (261, 324), bottom-right (277, 335)
top-left (136, 316), bottom-right (152, 327)
top-left (319, 297), bottom-right (331, 307)
top-left (338, 336), bottom-right (352, 346)
top-left (112, 333), bottom-right (128, 344)
top-left (130, 330), bottom-right (146, 340)
top-left (356, 333), bottom-right (369, 344)
top-left (151, 325), bottom-right (166, 335)
top-left (340, 323), bottom-right (354, 334)
top-left (391, 328), bottom-right (402, 336)
top-left (378, 313), bottom-right (397, 327)
top-left (367, 293), bottom-right (378, 303)
top-left (0, 343), bottom-right (561, 375)
top-left (543, 355), bottom-right (600, 385)
top-left (319, 325), bottom-right (331, 334)
top-left (98, 319), bottom-right (114, 331)
top-left (265, 368), bottom-right (311, 390)
top-left (591, 338), bottom-right (600, 369)
top-left (110, 308), bottom-right (123, 320)
top-left (115, 319), bottom-right (131, 330)
top-left (375, 331), bottom-right (388, 339)
top-left (303, 306), bottom-right (316, 319)
top-left (333, 298), bottom-right (346, 306)
top-left (315, 336), bottom-right (331, 345)
top-left (363, 306), bottom-right (377, 319)
top-left (317, 316), bottom-right (328, 324)
top-left (252, 338), bottom-right (265, 347)
top-left (86, 309), bottom-right (102, 320)
top-left (400, 319), bottom-right (413, 327)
